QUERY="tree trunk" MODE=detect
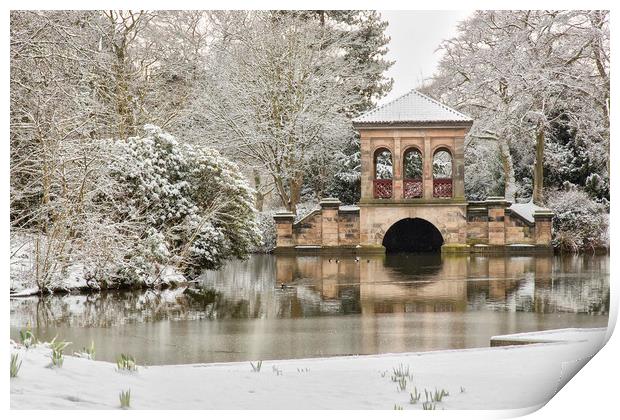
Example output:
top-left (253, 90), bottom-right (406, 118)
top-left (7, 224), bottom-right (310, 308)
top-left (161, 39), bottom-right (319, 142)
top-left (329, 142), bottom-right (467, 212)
top-left (498, 138), bottom-right (517, 202)
top-left (288, 175), bottom-right (302, 216)
top-left (253, 169), bottom-right (264, 212)
top-left (533, 125), bottom-right (545, 205)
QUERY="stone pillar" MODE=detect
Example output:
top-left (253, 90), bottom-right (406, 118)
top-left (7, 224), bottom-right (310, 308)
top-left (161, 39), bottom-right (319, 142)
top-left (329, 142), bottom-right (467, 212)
top-left (393, 136), bottom-right (402, 201)
top-left (533, 210), bottom-right (554, 246)
top-left (486, 197), bottom-right (509, 246)
top-left (320, 197), bottom-right (341, 247)
top-left (453, 137), bottom-right (465, 200)
top-left (423, 136), bottom-right (433, 200)
top-left (274, 212), bottom-right (295, 249)
top-left (360, 135), bottom-right (372, 200)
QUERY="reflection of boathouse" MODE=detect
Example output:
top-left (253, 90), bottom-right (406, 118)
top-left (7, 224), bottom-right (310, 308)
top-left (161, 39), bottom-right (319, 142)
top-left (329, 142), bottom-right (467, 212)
top-left (275, 254), bottom-right (555, 315)
top-left (274, 90), bottom-right (554, 253)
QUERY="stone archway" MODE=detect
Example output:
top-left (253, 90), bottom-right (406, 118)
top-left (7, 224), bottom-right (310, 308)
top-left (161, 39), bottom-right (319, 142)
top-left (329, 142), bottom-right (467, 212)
top-left (381, 217), bottom-right (444, 253)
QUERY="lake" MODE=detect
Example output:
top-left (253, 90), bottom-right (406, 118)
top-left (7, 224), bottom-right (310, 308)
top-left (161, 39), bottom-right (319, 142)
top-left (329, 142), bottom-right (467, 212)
top-left (10, 253), bottom-right (609, 365)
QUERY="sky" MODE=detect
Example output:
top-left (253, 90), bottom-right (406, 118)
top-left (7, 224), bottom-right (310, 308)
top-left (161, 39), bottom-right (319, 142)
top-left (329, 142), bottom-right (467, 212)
top-left (378, 10), bottom-right (473, 105)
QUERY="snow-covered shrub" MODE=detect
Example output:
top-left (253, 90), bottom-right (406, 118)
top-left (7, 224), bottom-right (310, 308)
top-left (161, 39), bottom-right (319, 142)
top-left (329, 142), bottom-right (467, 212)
top-left (464, 140), bottom-right (505, 201)
top-left (11, 126), bottom-right (261, 292)
top-left (109, 125), bottom-right (261, 281)
top-left (253, 210), bottom-right (277, 253)
top-left (547, 189), bottom-right (608, 252)
top-left (584, 172), bottom-right (609, 200)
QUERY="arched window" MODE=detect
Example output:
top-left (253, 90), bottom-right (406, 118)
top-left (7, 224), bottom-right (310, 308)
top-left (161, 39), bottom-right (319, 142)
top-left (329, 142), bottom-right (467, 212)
top-left (373, 148), bottom-right (393, 199)
top-left (433, 149), bottom-right (453, 198)
top-left (403, 148), bottom-right (423, 199)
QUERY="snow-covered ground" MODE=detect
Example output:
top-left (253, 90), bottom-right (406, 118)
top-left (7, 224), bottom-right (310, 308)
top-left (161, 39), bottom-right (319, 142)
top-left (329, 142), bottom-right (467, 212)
top-left (10, 328), bottom-right (608, 411)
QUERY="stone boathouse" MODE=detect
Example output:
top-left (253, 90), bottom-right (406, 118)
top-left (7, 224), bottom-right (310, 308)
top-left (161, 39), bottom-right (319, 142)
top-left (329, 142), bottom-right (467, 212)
top-left (274, 90), bottom-right (554, 253)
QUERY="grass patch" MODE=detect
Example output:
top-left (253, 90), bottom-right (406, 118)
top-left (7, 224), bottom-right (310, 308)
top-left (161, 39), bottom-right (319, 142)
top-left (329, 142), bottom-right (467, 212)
top-left (116, 354), bottom-right (137, 372)
top-left (387, 363), bottom-right (413, 392)
top-left (81, 341), bottom-right (96, 360)
top-left (430, 388), bottom-right (449, 402)
top-left (250, 360), bottom-right (262, 372)
top-left (409, 387), bottom-right (421, 404)
top-left (395, 376), bottom-right (407, 392)
top-left (49, 336), bottom-right (70, 368)
top-left (422, 401), bottom-right (436, 410)
top-left (119, 389), bottom-right (131, 409)
top-left (391, 363), bottom-right (414, 381)
top-left (19, 326), bottom-right (37, 349)
top-left (10, 353), bottom-right (22, 378)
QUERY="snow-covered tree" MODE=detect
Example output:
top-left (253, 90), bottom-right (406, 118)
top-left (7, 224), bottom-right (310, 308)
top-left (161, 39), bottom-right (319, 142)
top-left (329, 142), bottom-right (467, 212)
top-left (426, 11), bottom-right (609, 204)
top-left (195, 12), bottom-right (389, 214)
top-left (324, 136), bottom-right (362, 205)
top-left (280, 10), bottom-right (394, 115)
top-left (108, 125), bottom-right (261, 281)
top-left (464, 140), bottom-right (505, 201)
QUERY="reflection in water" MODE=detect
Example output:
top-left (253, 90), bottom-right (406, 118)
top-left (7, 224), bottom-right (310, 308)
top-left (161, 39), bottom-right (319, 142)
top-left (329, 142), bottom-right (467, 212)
top-left (10, 254), bottom-right (609, 365)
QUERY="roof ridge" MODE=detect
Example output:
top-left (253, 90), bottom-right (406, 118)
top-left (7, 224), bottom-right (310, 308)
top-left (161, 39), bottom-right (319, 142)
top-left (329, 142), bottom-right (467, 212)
top-left (352, 88), bottom-right (472, 124)
top-left (354, 88), bottom-right (417, 120)
top-left (412, 90), bottom-right (471, 120)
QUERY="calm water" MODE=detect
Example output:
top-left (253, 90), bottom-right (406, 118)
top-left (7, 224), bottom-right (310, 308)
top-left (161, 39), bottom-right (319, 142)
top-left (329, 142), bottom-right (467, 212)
top-left (10, 253), bottom-right (609, 365)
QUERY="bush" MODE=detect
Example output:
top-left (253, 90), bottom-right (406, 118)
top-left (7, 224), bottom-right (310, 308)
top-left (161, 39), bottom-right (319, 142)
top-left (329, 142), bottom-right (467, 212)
top-left (547, 189), bottom-right (608, 252)
top-left (253, 210), bottom-right (276, 253)
top-left (109, 125), bottom-right (261, 281)
top-left (11, 126), bottom-right (262, 291)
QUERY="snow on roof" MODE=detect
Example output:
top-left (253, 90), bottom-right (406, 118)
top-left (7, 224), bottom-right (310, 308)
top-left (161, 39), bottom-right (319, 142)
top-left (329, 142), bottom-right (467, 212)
top-left (508, 201), bottom-right (547, 224)
top-left (353, 89), bottom-right (473, 125)
top-left (338, 205), bottom-right (360, 211)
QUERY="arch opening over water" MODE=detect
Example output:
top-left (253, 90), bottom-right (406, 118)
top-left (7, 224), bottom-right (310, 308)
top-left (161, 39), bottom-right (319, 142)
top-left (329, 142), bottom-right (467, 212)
top-left (382, 217), bottom-right (444, 253)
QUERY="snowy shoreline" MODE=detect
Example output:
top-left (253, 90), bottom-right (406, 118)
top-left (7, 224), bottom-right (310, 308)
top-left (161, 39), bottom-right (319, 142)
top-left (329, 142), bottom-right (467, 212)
top-left (10, 328), bottom-right (608, 410)
top-left (9, 277), bottom-right (192, 298)
top-left (10, 232), bottom-right (195, 298)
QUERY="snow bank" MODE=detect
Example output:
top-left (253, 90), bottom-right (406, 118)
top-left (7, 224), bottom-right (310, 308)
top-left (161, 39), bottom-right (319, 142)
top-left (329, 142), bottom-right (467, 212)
top-left (10, 328), bottom-right (607, 410)
top-left (491, 328), bottom-right (606, 345)
top-left (508, 201), bottom-right (547, 224)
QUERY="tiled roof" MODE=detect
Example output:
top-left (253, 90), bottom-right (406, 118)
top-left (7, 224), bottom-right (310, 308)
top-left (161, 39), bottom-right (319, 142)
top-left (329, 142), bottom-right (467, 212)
top-left (353, 89), bottom-right (472, 124)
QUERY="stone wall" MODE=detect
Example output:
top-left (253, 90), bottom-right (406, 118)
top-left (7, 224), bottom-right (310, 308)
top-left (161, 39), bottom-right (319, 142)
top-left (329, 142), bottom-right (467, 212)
top-left (275, 197), bottom-right (553, 252)
top-left (358, 203), bottom-right (468, 247)
top-left (466, 206), bottom-right (489, 245)
top-left (274, 199), bottom-right (361, 250)
top-left (534, 211), bottom-right (554, 245)
top-left (466, 198), bottom-right (553, 248)
top-left (505, 211), bottom-right (533, 244)
top-left (274, 213), bottom-right (294, 248)
top-left (338, 209), bottom-right (361, 246)
top-left (293, 210), bottom-right (322, 246)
